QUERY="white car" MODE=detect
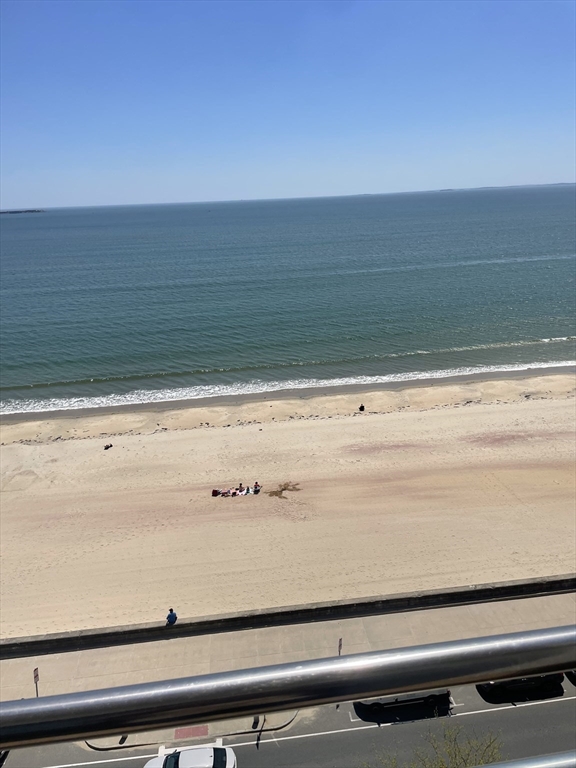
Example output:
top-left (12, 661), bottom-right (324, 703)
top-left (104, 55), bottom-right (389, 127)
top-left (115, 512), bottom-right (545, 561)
top-left (143, 741), bottom-right (237, 768)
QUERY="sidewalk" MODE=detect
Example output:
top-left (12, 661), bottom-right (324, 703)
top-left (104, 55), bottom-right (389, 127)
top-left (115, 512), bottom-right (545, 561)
top-left (1, 592), bottom-right (574, 749)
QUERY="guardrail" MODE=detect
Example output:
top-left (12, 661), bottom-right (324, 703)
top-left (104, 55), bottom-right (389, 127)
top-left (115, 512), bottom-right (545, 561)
top-left (473, 752), bottom-right (576, 768)
top-left (1, 625), bottom-right (574, 749)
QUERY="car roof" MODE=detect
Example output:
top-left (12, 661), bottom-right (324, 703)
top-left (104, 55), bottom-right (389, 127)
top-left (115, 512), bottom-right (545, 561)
top-left (176, 747), bottom-right (235, 768)
top-left (177, 748), bottom-right (215, 768)
top-left (144, 745), bottom-right (236, 768)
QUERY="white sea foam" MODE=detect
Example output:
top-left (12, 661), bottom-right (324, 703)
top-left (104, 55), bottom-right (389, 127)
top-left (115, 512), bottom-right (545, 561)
top-left (1, 360), bottom-right (574, 416)
top-left (331, 253), bottom-right (576, 278)
top-left (381, 337), bottom-right (576, 359)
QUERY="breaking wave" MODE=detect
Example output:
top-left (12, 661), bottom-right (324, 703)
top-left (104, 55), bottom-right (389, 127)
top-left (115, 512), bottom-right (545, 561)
top-left (1, 359), bottom-right (574, 416)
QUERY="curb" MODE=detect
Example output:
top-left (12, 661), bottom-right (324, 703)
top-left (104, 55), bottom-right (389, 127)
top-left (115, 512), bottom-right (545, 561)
top-left (1, 574), bottom-right (574, 660)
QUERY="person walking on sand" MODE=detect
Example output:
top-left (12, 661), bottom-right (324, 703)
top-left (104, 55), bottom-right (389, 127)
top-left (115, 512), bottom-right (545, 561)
top-left (166, 608), bottom-right (178, 626)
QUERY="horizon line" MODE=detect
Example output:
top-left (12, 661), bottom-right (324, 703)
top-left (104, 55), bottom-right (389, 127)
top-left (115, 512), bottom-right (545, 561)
top-left (1, 181), bottom-right (574, 212)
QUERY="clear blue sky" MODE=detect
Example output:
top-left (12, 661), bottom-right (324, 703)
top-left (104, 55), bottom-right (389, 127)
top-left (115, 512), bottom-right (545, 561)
top-left (1, 0), bottom-right (574, 207)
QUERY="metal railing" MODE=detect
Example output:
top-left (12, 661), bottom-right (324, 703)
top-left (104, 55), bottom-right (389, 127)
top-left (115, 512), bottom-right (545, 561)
top-left (472, 753), bottom-right (576, 768)
top-left (0, 624), bottom-right (574, 749)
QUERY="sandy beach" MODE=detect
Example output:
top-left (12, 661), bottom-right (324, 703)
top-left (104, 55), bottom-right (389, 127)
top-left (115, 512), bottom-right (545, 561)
top-left (1, 372), bottom-right (574, 639)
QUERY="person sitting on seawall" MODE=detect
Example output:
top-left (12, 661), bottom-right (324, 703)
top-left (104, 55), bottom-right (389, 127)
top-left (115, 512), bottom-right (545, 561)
top-left (166, 608), bottom-right (178, 627)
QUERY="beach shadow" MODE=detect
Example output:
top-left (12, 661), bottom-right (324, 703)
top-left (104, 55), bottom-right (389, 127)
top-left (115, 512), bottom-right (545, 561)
top-left (476, 677), bottom-right (564, 705)
top-left (266, 481), bottom-right (301, 499)
top-left (353, 691), bottom-right (452, 725)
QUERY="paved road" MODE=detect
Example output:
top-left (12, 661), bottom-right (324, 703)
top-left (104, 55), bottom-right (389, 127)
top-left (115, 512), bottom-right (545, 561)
top-left (5, 680), bottom-right (576, 768)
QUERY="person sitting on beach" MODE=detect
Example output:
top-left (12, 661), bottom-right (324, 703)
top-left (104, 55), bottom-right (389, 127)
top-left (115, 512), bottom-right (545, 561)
top-left (238, 483), bottom-right (245, 494)
top-left (166, 608), bottom-right (178, 626)
top-left (253, 481), bottom-right (261, 494)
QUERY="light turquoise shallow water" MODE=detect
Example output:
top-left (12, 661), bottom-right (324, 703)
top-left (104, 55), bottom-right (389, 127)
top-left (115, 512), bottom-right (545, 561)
top-left (1, 185), bottom-right (574, 414)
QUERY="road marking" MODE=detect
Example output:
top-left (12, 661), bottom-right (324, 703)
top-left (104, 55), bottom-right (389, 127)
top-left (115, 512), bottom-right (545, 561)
top-left (234, 722), bottom-right (381, 747)
top-left (42, 695), bottom-right (576, 767)
top-left (43, 755), bottom-right (158, 768)
top-left (233, 695), bottom-right (576, 749)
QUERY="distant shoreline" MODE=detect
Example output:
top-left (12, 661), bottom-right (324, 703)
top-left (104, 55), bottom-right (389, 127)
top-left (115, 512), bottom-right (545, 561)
top-left (0, 209), bottom-right (44, 214)
top-left (1, 363), bottom-right (573, 424)
top-left (3, 182), bottom-right (573, 212)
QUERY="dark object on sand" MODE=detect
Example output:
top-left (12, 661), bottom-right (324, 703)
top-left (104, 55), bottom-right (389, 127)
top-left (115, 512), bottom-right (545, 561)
top-left (267, 481), bottom-right (299, 499)
top-left (104, 444), bottom-right (113, 450)
top-left (359, 404), bottom-right (365, 412)
top-left (212, 489), bottom-right (221, 497)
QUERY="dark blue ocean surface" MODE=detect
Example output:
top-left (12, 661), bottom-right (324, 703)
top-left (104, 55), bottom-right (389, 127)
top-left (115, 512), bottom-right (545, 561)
top-left (1, 185), bottom-right (574, 414)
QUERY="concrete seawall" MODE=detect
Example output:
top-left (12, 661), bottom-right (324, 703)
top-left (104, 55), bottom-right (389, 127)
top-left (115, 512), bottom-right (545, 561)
top-left (1, 574), bottom-right (574, 660)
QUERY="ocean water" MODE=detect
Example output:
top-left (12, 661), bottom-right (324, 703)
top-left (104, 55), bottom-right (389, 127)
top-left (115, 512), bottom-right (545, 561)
top-left (1, 185), bottom-right (575, 415)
